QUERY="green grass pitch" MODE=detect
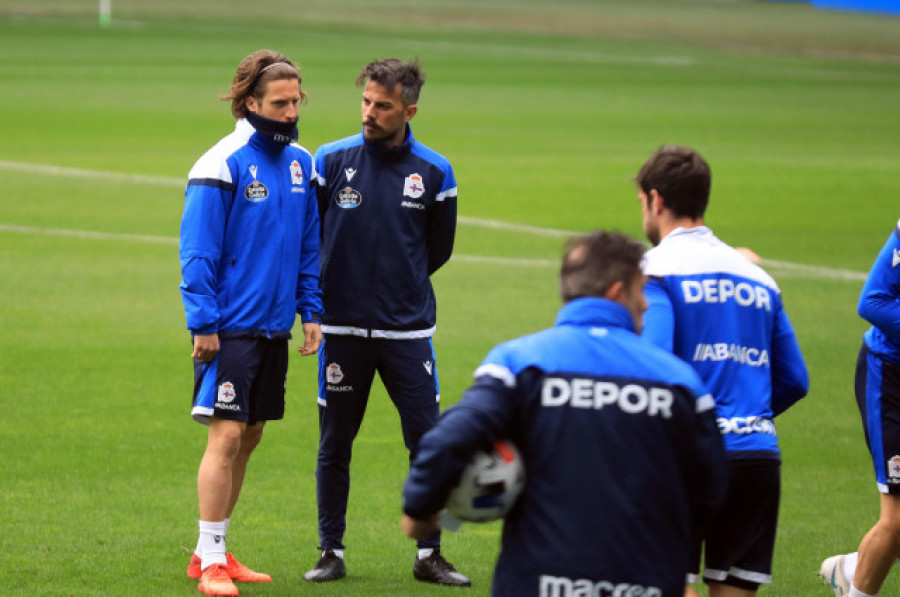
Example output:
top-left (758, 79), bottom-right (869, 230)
top-left (1, 1), bottom-right (900, 595)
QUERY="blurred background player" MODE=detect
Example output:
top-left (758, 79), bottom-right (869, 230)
top-left (179, 49), bottom-right (323, 596)
top-left (402, 230), bottom-right (728, 597)
top-left (819, 219), bottom-right (900, 597)
top-left (634, 145), bottom-right (809, 597)
top-left (303, 58), bottom-right (467, 586)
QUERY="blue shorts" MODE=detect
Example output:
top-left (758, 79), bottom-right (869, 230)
top-left (191, 337), bottom-right (288, 425)
top-left (855, 342), bottom-right (900, 494)
top-left (691, 458), bottom-right (780, 590)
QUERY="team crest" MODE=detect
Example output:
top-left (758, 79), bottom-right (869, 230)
top-left (217, 381), bottom-right (236, 404)
top-left (403, 173), bottom-right (425, 199)
top-left (889, 456), bottom-right (900, 483)
top-left (336, 187), bottom-right (362, 209)
top-left (326, 363), bottom-right (345, 384)
top-left (290, 160), bottom-right (304, 185)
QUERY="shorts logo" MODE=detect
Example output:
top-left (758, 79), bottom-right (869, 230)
top-left (423, 361), bottom-right (433, 375)
top-left (888, 455), bottom-right (900, 483)
top-left (245, 165), bottom-right (269, 202)
top-left (217, 381), bottom-right (236, 404)
top-left (290, 160), bottom-right (304, 185)
top-left (403, 173), bottom-right (424, 199)
top-left (326, 363), bottom-right (344, 384)
top-left (336, 187), bottom-right (362, 209)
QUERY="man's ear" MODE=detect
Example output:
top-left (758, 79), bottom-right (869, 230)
top-left (604, 280), bottom-right (624, 302)
top-left (648, 189), bottom-right (665, 214)
top-left (405, 103), bottom-right (418, 123)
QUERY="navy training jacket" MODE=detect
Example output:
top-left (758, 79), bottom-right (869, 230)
top-left (403, 298), bottom-right (728, 597)
top-left (314, 125), bottom-right (456, 338)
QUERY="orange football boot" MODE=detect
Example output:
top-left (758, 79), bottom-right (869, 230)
top-left (197, 563), bottom-right (239, 596)
top-left (188, 553), bottom-right (272, 583)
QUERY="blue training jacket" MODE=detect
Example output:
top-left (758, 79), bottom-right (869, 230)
top-left (314, 124), bottom-right (456, 338)
top-left (860, 218), bottom-right (900, 365)
top-left (403, 298), bottom-right (728, 597)
top-left (179, 119), bottom-right (323, 338)
top-left (642, 227), bottom-right (809, 459)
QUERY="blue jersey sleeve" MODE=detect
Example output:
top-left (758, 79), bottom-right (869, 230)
top-left (770, 305), bottom-right (809, 416)
top-left (641, 277), bottom-right (675, 351)
top-left (296, 166), bottom-right (324, 323)
top-left (179, 178), bottom-right (233, 334)
top-left (859, 224), bottom-right (900, 341)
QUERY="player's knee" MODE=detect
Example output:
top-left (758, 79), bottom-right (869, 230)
top-left (241, 422), bottom-right (266, 453)
top-left (207, 424), bottom-right (244, 461)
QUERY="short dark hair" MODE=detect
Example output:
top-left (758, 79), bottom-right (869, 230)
top-left (356, 58), bottom-right (425, 106)
top-left (221, 49), bottom-right (305, 119)
top-left (634, 145), bottom-right (711, 220)
top-left (560, 231), bottom-right (646, 303)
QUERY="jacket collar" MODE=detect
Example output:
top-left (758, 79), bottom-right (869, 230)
top-left (554, 297), bottom-right (636, 333)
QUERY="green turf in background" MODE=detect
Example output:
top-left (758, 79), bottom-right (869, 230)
top-left (1, 1), bottom-right (899, 595)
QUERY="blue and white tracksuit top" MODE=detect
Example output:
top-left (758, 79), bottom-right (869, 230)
top-left (859, 219), bottom-right (900, 365)
top-left (179, 118), bottom-right (323, 338)
top-left (642, 227), bottom-right (809, 460)
top-left (314, 125), bottom-right (456, 338)
top-left (403, 298), bottom-right (728, 597)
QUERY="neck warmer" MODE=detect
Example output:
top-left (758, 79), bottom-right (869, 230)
top-left (246, 111), bottom-right (298, 145)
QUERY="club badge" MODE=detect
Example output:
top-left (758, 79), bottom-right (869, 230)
top-left (217, 381), bottom-right (237, 404)
top-left (403, 173), bottom-right (425, 199)
top-left (290, 160), bottom-right (304, 185)
top-left (889, 455), bottom-right (900, 483)
top-left (326, 363), bottom-right (344, 384)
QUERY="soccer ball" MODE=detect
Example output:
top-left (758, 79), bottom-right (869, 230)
top-left (444, 440), bottom-right (525, 523)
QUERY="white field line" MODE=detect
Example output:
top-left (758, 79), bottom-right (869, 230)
top-left (0, 160), bottom-right (867, 281)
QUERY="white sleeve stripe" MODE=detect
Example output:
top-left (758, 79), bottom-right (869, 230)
top-left (436, 186), bottom-right (458, 202)
top-left (474, 364), bottom-right (516, 388)
top-left (696, 394), bottom-right (716, 413)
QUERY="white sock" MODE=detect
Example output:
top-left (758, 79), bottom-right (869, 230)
top-left (199, 520), bottom-right (228, 570)
top-left (325, 549), bottom-right (344, 559)
top-left (845, 552), bottom-right (859, 581)
top-left (418, 548), bottom-right (434, 560)
top-left (850, 585), bottom-right (877, 597)
top-left (195, 517), bottom-right (231, 558)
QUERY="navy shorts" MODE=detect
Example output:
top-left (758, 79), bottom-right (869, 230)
top-left (855, 342), bottom-right (900, 494)
top-left (691, 458), bottom-right (780, 590)
top-left (191, 337), bottom-right (288, 425)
